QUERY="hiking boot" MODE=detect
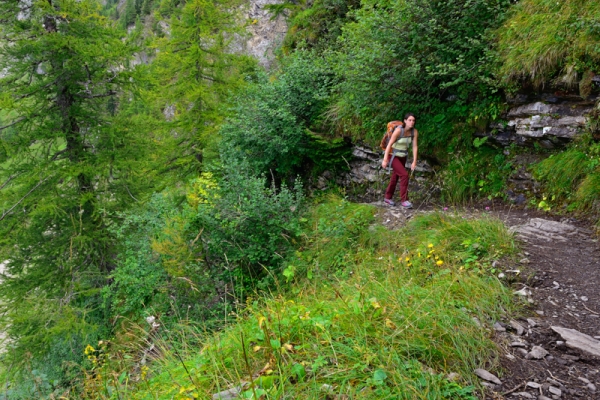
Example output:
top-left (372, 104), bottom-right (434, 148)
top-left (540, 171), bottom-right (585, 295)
top-left (383, 198), bottom-right (396, 206)
top-left (401, 201), bottom-right (413, 208)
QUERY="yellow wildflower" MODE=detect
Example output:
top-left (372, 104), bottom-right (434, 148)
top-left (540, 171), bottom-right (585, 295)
top-left (84, 344), bottom-right (95, 355)
top-left (405, 257), bottom-right (410, 262)
top-left (428, 243), bottom-right (434, 248)
top-left (436, 260), bottom-right (444, 266)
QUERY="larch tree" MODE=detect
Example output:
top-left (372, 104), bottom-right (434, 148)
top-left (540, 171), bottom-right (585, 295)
top-left (151, 0), bottom-right (256, 174)
top-left (0, 0), bottom-right (153, 375)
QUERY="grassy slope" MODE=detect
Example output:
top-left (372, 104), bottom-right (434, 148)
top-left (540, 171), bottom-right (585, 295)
top-left (91, 196), bottom-right (519, 399)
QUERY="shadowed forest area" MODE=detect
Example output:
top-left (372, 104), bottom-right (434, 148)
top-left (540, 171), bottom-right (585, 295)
top-left (0, 0), bottom-right (599, 398)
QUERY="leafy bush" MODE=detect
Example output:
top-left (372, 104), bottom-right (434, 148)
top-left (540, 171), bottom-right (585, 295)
top-left (280, 0), bottom-right (361, 53)
top-left (187, 168), bottom-right (304, 280)
top-left (494, 0), bottom-right (600, 89)
top-left (329, 0), bottom-right (511, 153)
top-left (220, 52), bottom-right (346, 180)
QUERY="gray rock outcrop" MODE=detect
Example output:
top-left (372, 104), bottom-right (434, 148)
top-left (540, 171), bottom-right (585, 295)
top-left (481, 91), bottom-right (598, 148)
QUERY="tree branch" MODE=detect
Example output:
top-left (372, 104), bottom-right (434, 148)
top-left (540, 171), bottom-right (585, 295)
top-left (0, 174), bottom-right (18, 191)
top-left (0, 177), bottom-right (48, 222)
top-left (75, 90), bottom-right (116, 99)
top-left (0, 117), bottom-right (25, 131)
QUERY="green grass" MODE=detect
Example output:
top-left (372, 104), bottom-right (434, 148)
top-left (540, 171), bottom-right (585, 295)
top-left (495, 0), bottom-right (600, 88)
top-left (88, 196), bottom-right (519, 399)
top-left (438, 149), bottom-right (511, 205)
top-left (532, 139), bottom-right (600, 216)
top-left (575, 169), bottom-right (600, 211)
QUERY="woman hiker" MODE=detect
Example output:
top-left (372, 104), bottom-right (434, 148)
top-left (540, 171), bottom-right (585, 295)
top-left (381, 113), bottom-right (418, 208)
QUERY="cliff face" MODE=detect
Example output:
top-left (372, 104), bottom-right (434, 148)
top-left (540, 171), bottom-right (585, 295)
top-left (242, 0), bottom-right (287, 69)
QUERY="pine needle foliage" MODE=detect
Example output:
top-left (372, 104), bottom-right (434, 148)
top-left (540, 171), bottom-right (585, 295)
top-left (150, 0), bottom-right (257, 176)
top-left (495, 0), bottom-right (600, 88)
top-left (0, 0), bottom-right (156, 387)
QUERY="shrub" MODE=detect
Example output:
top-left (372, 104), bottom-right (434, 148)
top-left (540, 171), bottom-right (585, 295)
top-left (187, 168), bottom-right (304, 280)
top-left (330, 0), bottom-right (511, 151)
top-left (220, 52), bottom-right (345, 180)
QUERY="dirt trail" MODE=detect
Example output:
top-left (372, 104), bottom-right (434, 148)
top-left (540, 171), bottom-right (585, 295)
top-left (372, 202), bottom-right (600, 400)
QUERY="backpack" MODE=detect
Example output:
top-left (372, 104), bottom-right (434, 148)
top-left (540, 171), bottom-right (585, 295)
top-left (379, 121), bottom-right (412, 151)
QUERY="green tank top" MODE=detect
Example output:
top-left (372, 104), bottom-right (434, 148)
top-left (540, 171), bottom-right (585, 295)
top-left (392, 128), bottom-right (415, 153)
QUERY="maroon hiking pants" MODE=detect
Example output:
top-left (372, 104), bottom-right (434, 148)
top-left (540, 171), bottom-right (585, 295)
top-left (385, 156), bottom-right (409, 202)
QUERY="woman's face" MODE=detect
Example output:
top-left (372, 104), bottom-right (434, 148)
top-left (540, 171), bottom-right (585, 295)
top-left (404, 116), bottom-right (416, 129)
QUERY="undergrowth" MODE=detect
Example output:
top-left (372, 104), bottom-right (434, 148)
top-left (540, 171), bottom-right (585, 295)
top-left (85, 195), bottom-right (518, 399)
top-left (438, 146), bottom-right (512, 205)
top-left (532, 135), bottom-right (600, 216)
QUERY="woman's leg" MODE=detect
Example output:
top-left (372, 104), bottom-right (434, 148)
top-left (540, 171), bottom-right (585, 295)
top-left (385, 170), bottom-right (399, 200)
top-left (391, 156), bottom-right (409, 201)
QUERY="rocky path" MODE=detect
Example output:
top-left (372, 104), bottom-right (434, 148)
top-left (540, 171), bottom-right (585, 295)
top-left (372, 202), bottom-right (600, 400)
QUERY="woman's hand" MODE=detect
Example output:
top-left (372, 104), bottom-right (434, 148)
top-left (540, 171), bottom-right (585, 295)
top-left (411, 160), bottom-right (417, 171)
top-left (382, 158), bottom-right (388, 169)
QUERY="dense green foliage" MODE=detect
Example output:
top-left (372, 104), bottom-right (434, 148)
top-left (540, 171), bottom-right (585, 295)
top-left (279, 0), bottom-right (361, 53)
top-left (328, 0), bottom-right (510, 154)
top-left (1, 0), bottom-right (599, 396)
top-left (533, 135), bottom-right (600, 213)
top-left (220, 52), bottom-right (352, 181)
top-left (0, 0), bottom-right (150, 387)
top-left (439, 146), bottom-right (512, 204)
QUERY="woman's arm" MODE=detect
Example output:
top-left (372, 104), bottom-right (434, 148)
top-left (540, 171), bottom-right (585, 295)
top-left (382, 127), bottom-right (402, 168)
top-left (411, 130), bottom-right (418, 171)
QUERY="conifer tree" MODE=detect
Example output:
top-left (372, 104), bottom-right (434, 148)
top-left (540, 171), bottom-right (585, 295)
top-left (152, 0), bottom-right (256, 173)
top-left (0, 0), bottom-right (151, 377)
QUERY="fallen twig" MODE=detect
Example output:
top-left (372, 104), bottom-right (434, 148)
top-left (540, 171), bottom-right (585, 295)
top-left (502, 382), bottom-right (525, 396)
top-left (582, 303), bottom-right (599, 315)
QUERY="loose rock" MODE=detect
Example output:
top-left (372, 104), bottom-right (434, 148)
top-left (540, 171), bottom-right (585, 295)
top-left (510, 320), bottom-right (526, 336)
top-left (526, 318), bottom-right (537, 327)
top-left (587, 383), bottom-right (597, 392)
top-left (494, 322), bottom-right (506, 332)
top-left (515, 287), bottom-right (532, 297)
top-left (548, 386), bottom-right (562, 396)
top-left (474, 368), bottom-right (502, 385)
top-left (510, 341), bottom-right (528, 348)
top-left (525, 346), bottom-right (548, 360)
top-left (526, 381), bottom-right (541, 389)
top-left (551, 326), bottom-right (600, 357)
top-left (513, 392), bottom-right (534, 398)
top-left (213, 384), bottom-right (246, 400)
